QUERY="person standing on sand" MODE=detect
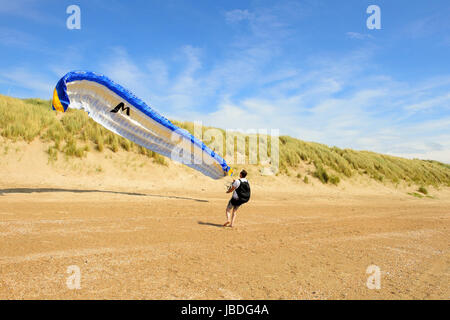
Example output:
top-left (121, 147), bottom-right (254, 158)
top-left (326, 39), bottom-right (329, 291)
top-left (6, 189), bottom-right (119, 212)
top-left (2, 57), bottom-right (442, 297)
top-left (224, 170), bottom-right (251, 228)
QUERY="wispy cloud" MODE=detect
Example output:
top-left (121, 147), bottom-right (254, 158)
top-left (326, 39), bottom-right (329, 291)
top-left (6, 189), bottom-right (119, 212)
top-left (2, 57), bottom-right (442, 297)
top-left (403, 11), bottom-right (450, 42)
top-left (2, 1), bottom-right (448, 163)
top-left (90, 5), bottom-right (450, 163)
top-left (0, 67), bottom-right (54, 98)
top-left (0, 27), bottom-right (54, 54)
top-left (225, 9), bottom-right (252, 24)
top-left (405, 93), bottom-right (450, 112)
top-left (0, 0), bottom-right (60, 25)
top-left (0, 27), bottom-right (36, 48)
top-left (346, 32), bottom-right (373, 40)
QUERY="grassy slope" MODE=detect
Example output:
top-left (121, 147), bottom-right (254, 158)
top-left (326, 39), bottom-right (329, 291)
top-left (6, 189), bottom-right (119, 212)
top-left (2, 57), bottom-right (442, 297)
top-left (1, 94), bottom-right (449, 187)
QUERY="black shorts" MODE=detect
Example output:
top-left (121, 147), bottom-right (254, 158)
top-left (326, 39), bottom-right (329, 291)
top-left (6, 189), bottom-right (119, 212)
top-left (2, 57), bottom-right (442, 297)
top-left (227, 199), bottom-right (241, 210)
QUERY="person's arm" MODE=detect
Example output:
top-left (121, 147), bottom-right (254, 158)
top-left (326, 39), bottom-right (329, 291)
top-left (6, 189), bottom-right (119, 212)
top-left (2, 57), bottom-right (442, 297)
top-left (226, 180), bottom-right (237, 193)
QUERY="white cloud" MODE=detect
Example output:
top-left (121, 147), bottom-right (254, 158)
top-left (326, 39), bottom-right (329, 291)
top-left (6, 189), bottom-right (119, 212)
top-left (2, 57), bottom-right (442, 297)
top-left (346, 32), bottom-right (373, 40)
top-left (406, 13), bottom-right (450, 39)
top-left (0, 0), bottom-right (60, 25)
top-left (225, 9), bottom-right (252, 24)
top-left (0, 27), bottom-right (35, 48)
top-left (0, 68), bottom-right (54, 98)
top-left (5, 2), bottom-right (447, 163)
top-left (92, 35), bottom-right (450, 163)
top-left (405, 93), bottom-right (450, 112)
top-left (146, 59), bottom-right (169, 88)
top-left (100, 47), bottom-right (149, 97)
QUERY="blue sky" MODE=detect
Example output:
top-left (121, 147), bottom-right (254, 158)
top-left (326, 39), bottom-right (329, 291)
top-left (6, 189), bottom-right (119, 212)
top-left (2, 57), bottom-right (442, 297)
top-left (1, 0), bottom-right (449, 162)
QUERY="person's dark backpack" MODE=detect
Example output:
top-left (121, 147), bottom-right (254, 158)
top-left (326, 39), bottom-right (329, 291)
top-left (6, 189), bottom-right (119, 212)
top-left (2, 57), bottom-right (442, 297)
top-left (235, 179), bottom-right (251, 204)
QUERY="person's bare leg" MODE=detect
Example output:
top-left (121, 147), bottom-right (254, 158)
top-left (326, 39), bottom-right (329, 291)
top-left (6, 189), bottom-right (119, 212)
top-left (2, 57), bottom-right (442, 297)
top-left (230, 207), bottom-right (239, 227)
top-left (224, 208), bottom-right (231, 226)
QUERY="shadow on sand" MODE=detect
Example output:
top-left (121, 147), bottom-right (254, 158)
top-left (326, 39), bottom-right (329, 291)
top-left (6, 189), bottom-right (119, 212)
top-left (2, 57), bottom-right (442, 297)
top-left (0, 187), bottom-right (208, 203)
top-left (197, 221), bottom-right (224, 228)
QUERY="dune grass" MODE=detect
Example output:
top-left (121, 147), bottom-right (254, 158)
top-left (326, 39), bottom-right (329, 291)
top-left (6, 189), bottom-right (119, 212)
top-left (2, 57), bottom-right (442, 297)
top-left (1, 94), bottom-right (449, 187)
top-left (277, 135), bottom-right (450, 187)
top-left (418, 186), bottom-right (428, 195)
top-left (0, 95), bottom-right (166, 165)
top-left (173, 121), bottom-right (450, 187)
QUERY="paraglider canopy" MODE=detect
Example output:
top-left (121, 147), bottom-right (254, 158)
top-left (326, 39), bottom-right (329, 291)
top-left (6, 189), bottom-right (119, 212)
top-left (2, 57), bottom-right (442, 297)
top-left (52, 71), bottom-right (232, 179)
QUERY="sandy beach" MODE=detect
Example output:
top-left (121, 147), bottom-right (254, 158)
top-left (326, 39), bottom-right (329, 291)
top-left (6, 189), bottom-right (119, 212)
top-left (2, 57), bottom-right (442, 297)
top-left (0, 140), bottom-right (449, 299)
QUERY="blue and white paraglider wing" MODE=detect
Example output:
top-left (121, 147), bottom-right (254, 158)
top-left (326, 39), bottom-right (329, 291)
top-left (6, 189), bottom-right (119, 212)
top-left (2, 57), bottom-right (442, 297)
top-left (52, 71), bottom-right (232, 179)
